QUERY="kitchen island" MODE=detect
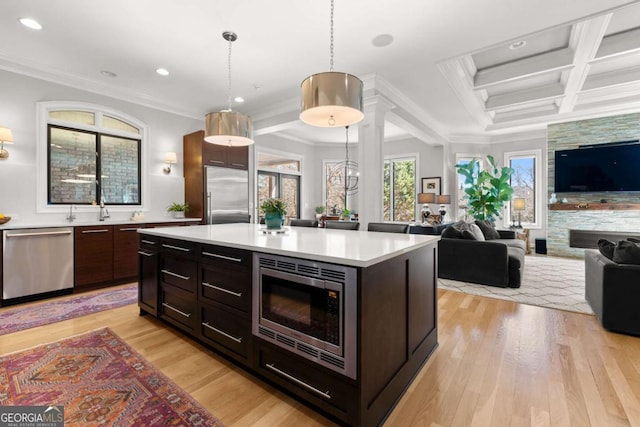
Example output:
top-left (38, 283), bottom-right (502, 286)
top-left (138, 223), bottom-right (439, 426)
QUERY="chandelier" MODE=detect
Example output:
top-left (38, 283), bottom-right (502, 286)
top-left (328, 127), bottom-right (358, 209)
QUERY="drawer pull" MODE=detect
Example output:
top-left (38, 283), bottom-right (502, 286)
top-left (202, 251), bottom-right (242, 263)
top-left (82, 229), bottom-right (109, 234)
top-left (141, 239), bottom-right (157, 245)
top-left (162, 244), bottom-right (191, 252)
top-left (162, 303), bottom-right (191, 318)
top-left (230, 163), bottom-right (245, 167)
top-left (120, 227), bottom-right (139, 231)
top-left (202, 322), bottom-right (242, 343)
top-left (138, 250), bottom-right (154, 257)
top-left (161, 269), bottom-right (191, 281)
top-left (265, 363), bottom-right (331, 400)
top-left (208, 160), bottom-right (225, 164)
top-left (202, 281), bottom-right (242, 298)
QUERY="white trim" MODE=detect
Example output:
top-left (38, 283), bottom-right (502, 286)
top-left (36, 101), bottom-right (148, 214)
top-left (503, 149), bottom-right (543, 230)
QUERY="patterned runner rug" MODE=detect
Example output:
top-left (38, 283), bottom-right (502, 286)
top-left (0, 328), bottom-right (223, 426)
top-left (0, 284), bottom-right (138, 336)
top-left (438, 255), bottom-right (593, 314)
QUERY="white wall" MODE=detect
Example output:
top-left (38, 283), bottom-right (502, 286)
top-left (0, 69), bottom-right (202, 225)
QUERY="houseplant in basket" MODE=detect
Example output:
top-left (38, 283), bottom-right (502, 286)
top-left (260, 198), bottom-right (287, 229)
top-left (167, 202), bottom-right (189, 219)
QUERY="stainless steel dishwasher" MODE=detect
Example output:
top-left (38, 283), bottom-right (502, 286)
top-left (2, 227), bottom-right (74, 302)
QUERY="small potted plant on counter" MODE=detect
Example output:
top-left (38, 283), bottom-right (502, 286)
top-left (260, 198), bottom-right (287, 229)
top-left (314, 205), bottom-right (325, 221)
top-left (167, 202), bottom-right (189, 219)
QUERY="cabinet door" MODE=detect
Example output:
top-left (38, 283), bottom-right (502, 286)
top-left (203, 143), bottom-right (227, 167)
top-left (138, 248), bottom-right (158, 315)
top-left (75, 225), bottom-right (114, 288)
top-left (227, 146), bottom-right (249, 170)
top-left (114, 224), bottom-right (142, 280)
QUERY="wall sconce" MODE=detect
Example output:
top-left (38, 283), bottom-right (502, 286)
top-left (163, 152), bottom-right (177, 174)
top-left (418, 193), bottom-right (435, 224)
top-left (0, 126), bottom-right (14, 160)
top-left (437, 195), bottom-right (451, 222)
top-left (513, 198), bottom-right (526, 228)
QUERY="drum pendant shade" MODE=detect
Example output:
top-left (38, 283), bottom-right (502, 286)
top-left (204, 111), bottom-right (253, 147)
top-left (300, 71), bottom-right (364, 127)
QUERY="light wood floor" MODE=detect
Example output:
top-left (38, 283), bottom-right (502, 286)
top-left (1, 286), bottom-right (640, 426)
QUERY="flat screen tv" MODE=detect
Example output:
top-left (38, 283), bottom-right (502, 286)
top-left (554, 140), bottom-right (640, 193)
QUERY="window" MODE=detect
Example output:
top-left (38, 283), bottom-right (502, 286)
top-left (504, 149), bottom-right (542, 229)
top-left (455, 153), bottom-right (482, 221)
top-left (257, 151), bottom-right (301, 221)
top-left (383, 156), bottom-right (416, 221)
top-left (37, 102), bottom-right (146, 212)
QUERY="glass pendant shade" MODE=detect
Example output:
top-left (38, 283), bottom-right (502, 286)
top-left (204, 111), bottom-right (253, 147)
top-left (300, 71), bottom-right (364, 127)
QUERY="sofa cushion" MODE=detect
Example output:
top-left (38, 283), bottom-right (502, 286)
top-left (441, 226), bottom-right (462, 239)
top-left (597, 239), bottom-right (616, 260)
top-left (491, 238), bottom-right (526, 252)
top-left (475, 220), bottom-right (500, 240)
top-left (613, 240), bottom-right (640, 265)
top-left (469, 223), bottom-right (485, 241)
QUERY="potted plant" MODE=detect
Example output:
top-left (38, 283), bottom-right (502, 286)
top-left (457, 155), bottom-right (514, 221)
top-left (260, 198), bottom-right (287, 229)
top-left (167, 202), bottom-right (189, 219)
top-left (340, 208), bottom-right (351, 221)
top-left (314, 205), bottom-right (325, 221)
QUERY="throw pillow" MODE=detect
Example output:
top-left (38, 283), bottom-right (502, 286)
top-left (441, 226), bottom-right (462, 239)
top-left (613, 240), bottom-right (640, 265)
top-left (597, 239), bottom-right (615, 260)
top-left (468, 223), bottom-right (486, 241)
top-left (474, 219), bottom-right (500, 240)
top-left (461, 230), bottom-right (477, 240)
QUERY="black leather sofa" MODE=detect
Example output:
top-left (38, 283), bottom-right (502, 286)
top-left (585, 249), bottom-right (640, 336)
top-left (438, 226), bottom-right (526, 288)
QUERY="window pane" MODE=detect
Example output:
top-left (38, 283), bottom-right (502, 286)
top-left (325, 162), bottom-right (346, 214)
top-left (48, 110), bottom-right (95, 125)
top-left (258, 172), bottom-right (278, 219)
top-left (392, 160), bottom-right (415, 221)
top-left (257, 152), bottom-right (300, 172)
top-left (101, 135), bottom-right (140, 204)
top-left (103, 115), bottom-right (140, 134)
top-left (281, 175), bottom-right (299, 220)
top-left (383, 161), bottom-right (390, 221)
top-left (510, 157), bottom-right (535, 223)
top-left (456, 157), bottom-right (480, 220)
top-left (49, 127), bottom-right (97, 204)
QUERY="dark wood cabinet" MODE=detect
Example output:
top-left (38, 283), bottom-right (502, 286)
top-left (184, 130), bottom-right (249, 222)
top-left (113, 224), bottom-right (143, 280)
top-left (74, 225), bottom-right (114, 288)
top-left (138, 235), bottom-right (160, 316)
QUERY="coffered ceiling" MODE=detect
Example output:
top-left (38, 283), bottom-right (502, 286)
top-left (1, 0), bottom-right (639, 145)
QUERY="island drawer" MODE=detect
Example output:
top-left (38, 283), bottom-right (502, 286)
top-left (199, 244), bottom-right (251, 268)
top-left (139, 234), bottom-right (161, 251)
top-left (159, 285), bottom-right (196, 333)
top-left (199, 264), bottom-right (250, 312)
top-left (198, 303), bottom-right (250, 359)
top-left (160, 238), bottom-right (197, 256)
top-left (160, 255), bottom-right (197, 293)
top-left (256, 343), bottom-right (356, 418)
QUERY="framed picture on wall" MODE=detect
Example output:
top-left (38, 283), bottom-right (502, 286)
top-left (421, 177), bottom-right (441, 195)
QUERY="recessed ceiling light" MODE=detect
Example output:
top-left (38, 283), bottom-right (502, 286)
top-left (509, 40), bottom-right (527, 50)
top-left (155, 68), bottom-right (170, 76)
top-left (372, 34), bottom-right (394, 47)
top-left (100, 70), bottom-right (117, 78)
top-left (19, 18), bottom-right (43, 30)
top-left (234, 96), bottom-right (244, 103)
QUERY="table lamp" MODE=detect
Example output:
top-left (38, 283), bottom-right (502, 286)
top-left (418, 193), bottom-right (435, 224)
top-left (437, 195), bottom-right (451, 222)
top-left (513, 198), bottom-right (526, 228)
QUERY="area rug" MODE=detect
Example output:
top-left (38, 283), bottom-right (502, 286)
top-left (438, 255), bottom-right (593, 314)
top-left (0, 284), bottom-right (138, 336)
top-left (0, 328), bottom-right (223, 426)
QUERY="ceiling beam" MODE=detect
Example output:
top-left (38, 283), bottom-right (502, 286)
top-left (485, 83), bottom-right (565, 111)
top-left (595, 27), bottom-right (640, 60)
top-left (474, 48), bottom-right (575, 89)
top-left (582, 65), bottom-right (640, 91)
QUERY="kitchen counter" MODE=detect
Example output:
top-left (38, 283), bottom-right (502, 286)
top-left (138, 223), bottom-right (439, 268)
top-left (0, 217), bottom-right (201, 230)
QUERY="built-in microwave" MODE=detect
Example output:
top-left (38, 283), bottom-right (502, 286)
top-left (253, 253), bottom-right (357, 379)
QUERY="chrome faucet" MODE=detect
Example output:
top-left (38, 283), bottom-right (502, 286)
top-left (66, 204), bottom-right (76, 222)
top-left (99, 198), bottom-right (110, 221)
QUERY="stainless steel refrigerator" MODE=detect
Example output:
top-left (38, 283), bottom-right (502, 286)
top-left (206, 166), bottom-right (251, 224)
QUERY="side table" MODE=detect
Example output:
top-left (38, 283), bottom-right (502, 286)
top-left (516, 228), bottom-right (531, 254)
top-left (409, 223), bottom-right (453, 235)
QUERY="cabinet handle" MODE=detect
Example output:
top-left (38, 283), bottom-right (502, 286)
top-left (7, 230), bottom-right (72, 238)
top-left (162, 243), bottom-right (191, 252)
top-left (162, 303), bottom-right (191, 318)
top-left (202, 281), bottom-right (242, 297)
top-left (161, 269), bottom-right (191, 281)
top-left (138, 250), bottom-right (154, 257)
top-left (265, 363), bottom-right (331, 400)
top-left (120, 227), bottom-right (139, 231)
top-left (202, 251), bottom-right (242, 263)
top-left (208, 160), bottom-right (225, 164)
top-left (230, 163), bottom-right (245, 167)
top-left (82, 229), bottom-right (109, 234)
top-left (202, 322), bottom-right (242, 343)
top-left (141, 239), bottom-right (157, 245)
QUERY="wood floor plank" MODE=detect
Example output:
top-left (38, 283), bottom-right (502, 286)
top-left (2, 287), bottom-right (640, 426)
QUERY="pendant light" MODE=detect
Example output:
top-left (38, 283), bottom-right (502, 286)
top-left (205, 31), bottom-right (254, 146)
top-left (300, 0), bottom-right (364, 127)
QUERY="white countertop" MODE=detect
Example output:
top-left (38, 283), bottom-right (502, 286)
top-left (139, 223), bottom-right (439, 268)
top-left (0, 217), bottom-right (201, 230)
